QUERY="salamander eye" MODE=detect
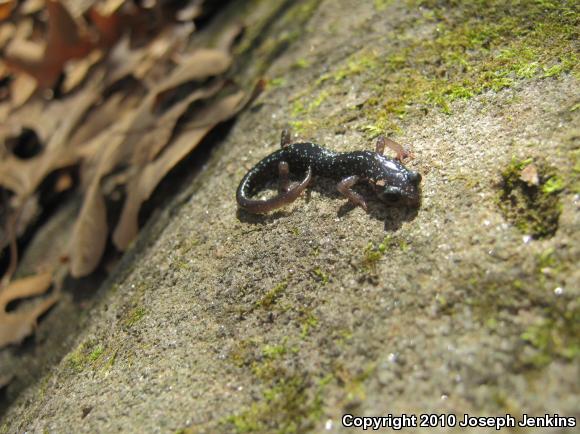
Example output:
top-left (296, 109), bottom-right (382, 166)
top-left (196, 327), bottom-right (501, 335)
top-left (408, 171), bottom-right (422, 185)
top-left (382, 186), bottom-right (402, 203)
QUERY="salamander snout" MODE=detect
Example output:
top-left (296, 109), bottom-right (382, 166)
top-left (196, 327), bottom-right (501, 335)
top-left (375, 169), bottom-right (422, 207)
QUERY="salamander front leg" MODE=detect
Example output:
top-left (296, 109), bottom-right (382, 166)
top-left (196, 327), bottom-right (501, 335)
top-left (337, 175), bottom-right (368, 212)
top-left (375, 136), bottom-right (386, 154)
top-left (278, 161), bottom-right (290, 193)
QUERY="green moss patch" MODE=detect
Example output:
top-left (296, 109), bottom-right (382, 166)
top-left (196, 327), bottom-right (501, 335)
top-left (444, 248), bottom-right (578, 371)
top-left (360, 235), bottom-right (410, 272)
top-left (257, 281), bottom-right (288, 309)
top-left (65, 340), bottom-right (117, 373)
top-left (225, 339), bottom-right (324, 434)
top-left (290, 0), bottom-right (578, 136)
top-left (122, 306), bottom-right (147, 328)
top-left (225, 373), bottom-right (323, 434)
top-left (497, 157), bottom-right (563, 238)
top-left (521, 302), bottom-right (580, 368)
top-left (310, 267), bottom-right (329, 285)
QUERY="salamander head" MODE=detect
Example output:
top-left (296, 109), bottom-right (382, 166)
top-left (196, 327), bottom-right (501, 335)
top-left (373, 157), bottom-right (422, 207)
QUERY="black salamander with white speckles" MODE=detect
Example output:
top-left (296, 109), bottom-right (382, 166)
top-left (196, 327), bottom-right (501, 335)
top-left (236, 131), bottom-right (422, 214)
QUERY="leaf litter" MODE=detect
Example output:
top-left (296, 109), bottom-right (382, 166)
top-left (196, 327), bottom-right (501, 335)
top-left (0, 0), bottom-right (256, 347)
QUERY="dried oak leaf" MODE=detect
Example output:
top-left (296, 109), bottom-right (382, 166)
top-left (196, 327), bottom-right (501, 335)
top-left (113, 90), bottom-right (246, 250)
top-left (0, 0), bottom-right (15, 21)
top-left (89, 0), bottom-right (126, 49)
top-left (62, 49), bottom-right (104, 93)
top-left (68, 84), bottom-right (224, 275)
top-left (176, 1), bottom-right (202, 22)
top-left (135, 80), bottom-right (224, 165)
top-left (213, 22), bottom-right (244, 53)
top-left (66, 45), bottom-right (235, 273)
top-left (68, 92), bottom-right (128, 150)
top-left (104, 48), bottom-right (231, 171)
top-left (4, 0), bottom-right (93, 89)
top-left (10, 72), bottom-right (37, 107)
top-left (65, 114), bottom-right (138, 277)
top-left (20, 0), bottom-right (44, 16)
top-left (105, 21), bottom-right (194, 89)
top-left (153, 48), bottom-right (232, 106)
top-left (0, 22), bottom-right (15, 49)
top-left (135, 23), bottom-right (194, 84)
top-left (70, 181), bottom-right (108, 278)
top-left (0, 272), bottom-right (58, 348)
top-left (0, 85), bottom-right (100, 201)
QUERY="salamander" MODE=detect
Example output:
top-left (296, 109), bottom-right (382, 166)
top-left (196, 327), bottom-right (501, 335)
top-left (236, 130), bottom-right (422, 214)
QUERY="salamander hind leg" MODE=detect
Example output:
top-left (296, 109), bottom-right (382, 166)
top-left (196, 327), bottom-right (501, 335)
top-left (238, 166), bottom-right (313, 214)
top-left (337, 175), bottom-right (368, 212)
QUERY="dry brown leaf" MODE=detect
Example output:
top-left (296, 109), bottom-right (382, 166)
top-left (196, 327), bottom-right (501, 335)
top-left (95, 0), bottom-right (126, 16)
top-left (64, 110), bottom-right (136, 277)
top-left (106, 20), bottom-right (194, 88)
top-left (43, 0), bottom-right (94, 57)
top-left (62, 49), bottom-right (104, 93)
top-left (134, 23), bottom-right (194, 83)
top-left (0, 85), bottom-right (102, 202)
top-left (0, 176), bottom-right (40, 257)
top-left (214, 22), bottom-right (244, 53)
top-left (75, 108), bottom-right (138, 189)
top-left (106, 35), bottom-right (148, 85)
top-left (0, 155), bottom-right (40, 198)
top-left (66, 84), bottom-right (229, 273)
top-left (4, 0), bottom-right (94, 89)
top-left (89, 2), bottom-right (125, 49)
top-left (153, 48), bottom-right (232, 103)
top-left (520, 163), bottom-right (539, 186)
top-left (5, 38), bottom-right (43, 65)
top-left (135, 80), bottom-right (224, 164)
top-left (6, 100), bottom-right (55, 144)
top-left (0, 272), bottom-right (58, 348)
top-left (70, 181), bottom-right (108, 277)
top-left (20, 0), bottom-right (44, 15)
top-left (0, 0), bottom-right (15, 21)
top-left (13, 16), bottom-right (33, 40)
top-left (113, 91), bottom-right (245, 250)
top-left (1, 0), bottom-right (249, 280)
top-left (96, 63), bottom-right (225, 175)
top-left (10, 73), bottom-right (36, 107)
top-left (0, 22), bottom-right (15, 49)
top-left (0, 102), bottom-right (9, 122)
top-left (68, 92), bottom-right (126, 149)
top-left (176, 2), bottom-right (201, 22)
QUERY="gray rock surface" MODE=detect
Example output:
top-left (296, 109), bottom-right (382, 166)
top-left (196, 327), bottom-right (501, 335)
top-left (2, 0), bottom-right (578, 432)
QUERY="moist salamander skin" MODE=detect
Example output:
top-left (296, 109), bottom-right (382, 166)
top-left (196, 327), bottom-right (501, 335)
top-left (236, 138), bottom-right (422, 214)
